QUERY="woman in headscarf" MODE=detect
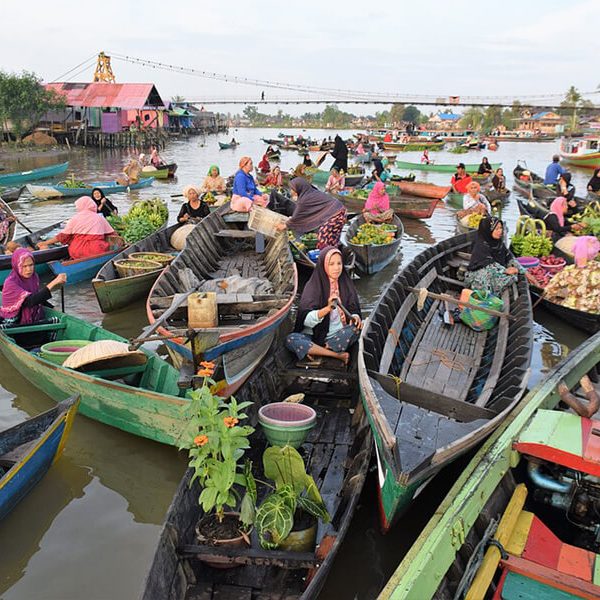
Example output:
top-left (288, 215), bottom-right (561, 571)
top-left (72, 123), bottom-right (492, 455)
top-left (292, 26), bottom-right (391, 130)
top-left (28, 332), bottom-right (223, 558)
top-left (477, 157), bottom-right (493, 175)
top-left (91, 188), bottom-right (118, 218)
top-left (37, 196), bottom-right (115, 259)
top-left (543, 196), bottom-right (582, 242)
top-left (573, 236), bottom-right (600, 268)
top-left (258, 153), bottom-right (271, 174)
top-left (587, 168), bottom-right (600, 194)
top-left (421, 149), bottom-right (430, 164)
top-left (464, 216), bottom-right (521, 295)
top-left (200, 165), bottom-right (226, 193)
top-left (120, 157), bottom-right (141, 185)
top-left (0, 248), bottom-right (66, 325)
top-left (0, 206), bottom-right (15, 249)
top-left (458, 181), bottom-right (491, 219)
top-left (285, 247), bottom-right (361, 365)
top-left (263, 165), bottom-right (283, 188)
top-left (557, 172), bottom-right (575, 201)
top-left (492, 168), bottom-right (506, 192)
top-left (363, 182), bottom-right (394, 223)
top-left (303, 154), bottom-right (314, 168)
top-left (275, 178), bottom-right (346, 249)
top-left (178, 185), bottom-right (210, 224)
top-left (325, 167), bottom-right (345, 194)
top-left (231, 156), bottom-right (269, 212)
top-left (330, 135), bottom-right (348, 173)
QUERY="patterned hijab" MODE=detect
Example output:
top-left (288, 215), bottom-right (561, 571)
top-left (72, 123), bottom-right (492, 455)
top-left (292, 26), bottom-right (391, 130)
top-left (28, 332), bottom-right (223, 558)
top-left (0, 248), bottom-right (44, 323)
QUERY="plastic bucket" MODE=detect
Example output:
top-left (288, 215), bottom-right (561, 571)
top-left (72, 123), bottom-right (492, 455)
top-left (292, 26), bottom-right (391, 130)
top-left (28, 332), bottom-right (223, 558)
top-left (40, 340), bottom-right (92, 365)
top-left (258, 403), bottom-right (317, 449)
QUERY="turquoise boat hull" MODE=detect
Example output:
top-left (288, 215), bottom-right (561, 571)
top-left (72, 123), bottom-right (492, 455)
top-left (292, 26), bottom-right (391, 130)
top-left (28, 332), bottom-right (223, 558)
top-left (0, 162), bottom-right (69, 186)
top-left (27, 177), bottom-right (154, 199)
top-left (48, 249), bottom-right (122, 285)
top-left (395, 160), bottom-right (501, 173)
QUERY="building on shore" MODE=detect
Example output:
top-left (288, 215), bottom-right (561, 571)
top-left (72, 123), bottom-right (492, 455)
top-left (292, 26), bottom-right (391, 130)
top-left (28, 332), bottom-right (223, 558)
top-left (516, 110), bottom-right (566, 135)
top-left (426, 112), bottom-right (463, 130)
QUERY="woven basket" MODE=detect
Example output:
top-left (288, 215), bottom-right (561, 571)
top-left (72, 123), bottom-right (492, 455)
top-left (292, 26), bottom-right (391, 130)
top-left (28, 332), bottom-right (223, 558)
top-left (115, 258), bottom-right (162, 278)
top-left (248, 206), bottom-right (288, 238)
top-left (129, 251), bottom-right (174, 266)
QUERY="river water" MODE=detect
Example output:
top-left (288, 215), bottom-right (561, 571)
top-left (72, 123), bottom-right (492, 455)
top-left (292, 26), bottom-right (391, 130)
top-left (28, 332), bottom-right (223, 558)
top-left (0, 129), bottom-right (591, 599)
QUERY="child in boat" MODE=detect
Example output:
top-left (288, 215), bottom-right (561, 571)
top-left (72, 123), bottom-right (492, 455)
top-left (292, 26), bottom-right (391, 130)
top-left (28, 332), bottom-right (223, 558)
top-left (286, 247), bottom-right (362, 365)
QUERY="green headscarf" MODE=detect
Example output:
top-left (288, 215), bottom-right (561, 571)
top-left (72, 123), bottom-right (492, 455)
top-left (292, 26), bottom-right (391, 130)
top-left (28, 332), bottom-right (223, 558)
top-left (207, 165), bottom-right (220, 176)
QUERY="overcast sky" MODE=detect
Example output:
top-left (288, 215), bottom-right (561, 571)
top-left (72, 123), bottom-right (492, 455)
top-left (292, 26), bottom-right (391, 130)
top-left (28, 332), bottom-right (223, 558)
top-left (0, 0), bottom-right (597, 115)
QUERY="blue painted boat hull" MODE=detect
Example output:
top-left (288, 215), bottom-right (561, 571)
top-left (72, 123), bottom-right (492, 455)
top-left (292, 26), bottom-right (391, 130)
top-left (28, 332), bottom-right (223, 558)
top-left (48, 250), bottom-right (122, 285)
top-left (0, 162), bottom-right (69, 186)
top-left (28, 177), bottom-right (154, 199)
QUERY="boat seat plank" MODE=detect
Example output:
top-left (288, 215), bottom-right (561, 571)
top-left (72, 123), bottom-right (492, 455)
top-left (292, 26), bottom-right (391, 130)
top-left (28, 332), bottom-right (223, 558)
top-left (82, 364), bottom-right (147, 379)
top-left (0, 438), bottom-right (38, 467)
top-left (1, 322), bottom-right (67, 335)
top-left (222, 213), bottom-right (249, 223)
top-left (215, 230), bottom-right (256, 239)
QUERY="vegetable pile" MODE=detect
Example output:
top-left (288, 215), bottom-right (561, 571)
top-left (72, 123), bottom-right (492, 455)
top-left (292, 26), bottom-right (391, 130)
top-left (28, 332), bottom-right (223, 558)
top-left (346, 166), bottom-right (363, 175)
top-left (466, 213), bottom-right (484, 229)
top-left (510, 216), bottom-right (553, 257)
top-left (202, 191), bottom-right (216, 205)
top-left (572, 202), bottom-right (600, 237)
top-left (59, 174), bottom-right (89, 189)
top-left (544, 263), bottom-right (600, 313)
top-left (107, 198), bottom-right (168, 243)
top-left (527, 266), bottom-right (551, 288)
top-left (350, 223), bottom-right (396, 246)
top-left (300, 232), bottom-right (318, 249)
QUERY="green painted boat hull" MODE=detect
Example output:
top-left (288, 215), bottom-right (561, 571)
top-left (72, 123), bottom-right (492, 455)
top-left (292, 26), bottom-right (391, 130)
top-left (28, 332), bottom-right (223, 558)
top-left (0, 307), bottom-right (189, 446)
top-left (559, 154), bottom-right (600, 168)
top-left (445, 192), bottom-right (463, 209)
top-left (140, 168), bottom-right (169, 179)
top-left (395, 160), bottom-right (501, 173)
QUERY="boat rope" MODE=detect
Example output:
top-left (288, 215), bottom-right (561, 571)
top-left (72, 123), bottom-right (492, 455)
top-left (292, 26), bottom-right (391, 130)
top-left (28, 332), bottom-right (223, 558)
top-left (410, 349), bottom-right (467, 372)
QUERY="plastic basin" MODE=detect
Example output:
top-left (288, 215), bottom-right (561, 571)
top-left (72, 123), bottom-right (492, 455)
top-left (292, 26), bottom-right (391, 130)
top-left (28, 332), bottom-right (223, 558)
top-left (258, 403), bottom-right (317, 449)
top-left (40, 340), bottom-right (92, 365)
top-left (516, 256), bottom-right (539, 269)
top-left (540, 258), bottom-right (566, 273)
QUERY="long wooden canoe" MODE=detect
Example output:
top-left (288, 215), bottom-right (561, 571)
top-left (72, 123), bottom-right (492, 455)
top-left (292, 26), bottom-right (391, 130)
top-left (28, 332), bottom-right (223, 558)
top-left (381, 331), bottom-right (600, 599)
top-left (391, 180), bottom-right (451, 199)
top-left (142, 337), bottom-right (372, 600)
top-left (310, 169), bottom-right (365, 187)
top-left (0, 396), bottom-right (79, 521)
top-left (333, 190), bottom-right (438, 220)
top-left (26, 177), bottom-right (154, 199)
top-left (146, 205), bottom-right (298, 396)
top-left (395, 160), bottom-right (501, 173)
top-left (358, 232), bottom-right (533, 531)
top-left (513, 163), bottom-right (556, 199)
top-left (92, 224), bottom-right (179, 313)
top-left (48, 246), bottom-right (126, 286)
top-left (0, 307), bottom-right (193, 446)
top-left (140, 167), bottom-right (169, 179)
top-left (384, 141), bottom-right (445, 151)
top-left (0, 162), bottom-right (69, 186)
top-left (341, 215), bottom-right (404, 275)
top-left (218, 142), bottom-right (238, 150)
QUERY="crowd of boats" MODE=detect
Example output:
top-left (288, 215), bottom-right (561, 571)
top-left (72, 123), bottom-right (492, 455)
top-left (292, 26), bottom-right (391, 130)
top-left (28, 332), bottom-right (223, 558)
top-left (2, 131), bottom-right (600, 599)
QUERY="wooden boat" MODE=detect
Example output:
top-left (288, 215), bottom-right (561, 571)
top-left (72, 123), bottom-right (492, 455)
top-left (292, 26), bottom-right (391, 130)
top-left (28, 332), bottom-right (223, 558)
top-left (0, 186), bottom-right (25, 202)
top-left (0, 195), bottom-right (17, 247)
top-left (559, 136), bottom-right (600, 168)
top-left (358, 232), bottom-right (533, 531)
top-left (261, 138), bottom-right (283, 147)
top-left (92, 224), bottom-right (179, 313)
top-left (218, 142), bottom-right (239, 150)
top-left (141, 337), bottom-right (372, 600)
top-left (164, 163), bottom-right (178, 177)
top-left (333, 189), bottom-right (438, 220)
top-left (140, 167), bottom-right (168, 179)
top-left (513, 163), bottom-right (556, 199)
top-left (341, 214), bottom-right (403, 274)
top-left (391, 180), bottom-right (451, 199)
top-left (146, 206), bottom-right (298, 396)
top-left (0, 161), bottom-right (69, 186)
top-left (26, 177), bottom-right (154, 199)
top-left (382, 331), bottom-right (600, 599)
top-left (384, 141), bottom-right (444, 151)
top-left (471, 172), bottom-right (492, 186)
top-left (310, 169), bottom-right (364, 188)
top-left (0, 221), bottom-right (68, 285)
top-left (486, 188), bottom-right (510, 204)
top-left (0, 396), bottom-right (79, 521)
top-left (0, 305), bottom-right (193, 446)
top-left (396, 160), bottom-right (501, 173)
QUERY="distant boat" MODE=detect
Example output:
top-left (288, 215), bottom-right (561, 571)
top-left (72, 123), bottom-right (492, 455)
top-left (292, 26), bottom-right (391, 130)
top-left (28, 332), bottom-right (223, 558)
top-left (396, 160), bottom-right (501, 173)
top-left (559, 136), bottom-right (600, 168)
top-left (219, 142), bottom-right (239, 150)
top-left (27, 177), bottom-right (154, 200)
top-left (0, 161), bottom-right (69, 186)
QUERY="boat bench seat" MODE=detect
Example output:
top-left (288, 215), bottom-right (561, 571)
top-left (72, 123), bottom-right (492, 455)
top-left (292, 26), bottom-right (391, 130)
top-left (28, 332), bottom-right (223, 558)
top-left (83, 364), bottom-right (147, 380)
top-left (0, 322), bottom-right (67, 335)
top-left (215, 230), bottom-right (256, 239)
top-left (223, 212), bottom-right (250, 223)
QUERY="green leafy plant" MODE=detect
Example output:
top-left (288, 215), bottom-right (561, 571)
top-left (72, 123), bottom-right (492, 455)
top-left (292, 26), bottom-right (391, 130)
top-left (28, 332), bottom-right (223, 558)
top-left (179, 362), bottom-right (254, 527)
top-left (247, 445), bottom-right (330, 550)
top-left (107, 197), bottom-right (168, 243)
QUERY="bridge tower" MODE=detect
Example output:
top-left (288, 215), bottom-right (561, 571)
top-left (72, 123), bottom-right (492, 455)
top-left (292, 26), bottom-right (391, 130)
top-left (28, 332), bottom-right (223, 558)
top-left (93, 52), bottom-right (116, 83)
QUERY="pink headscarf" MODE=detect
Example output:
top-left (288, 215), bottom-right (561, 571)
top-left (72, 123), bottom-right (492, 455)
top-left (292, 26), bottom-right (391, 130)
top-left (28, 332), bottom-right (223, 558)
top-left (364, 182), bottom-right (390, 214)
top-left (0, 248), bottom-right (44, 323)
top-left (550, 197), bottom-right (568, 227)
top-left (573, 236), bottom-right (600, 268)
top-left (62, 196), bottom-right (115, 236)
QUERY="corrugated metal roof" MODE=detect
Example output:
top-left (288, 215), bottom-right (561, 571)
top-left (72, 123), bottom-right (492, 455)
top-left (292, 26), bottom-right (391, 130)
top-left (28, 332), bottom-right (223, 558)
top-left (45, 82), bottom-right (166, 109)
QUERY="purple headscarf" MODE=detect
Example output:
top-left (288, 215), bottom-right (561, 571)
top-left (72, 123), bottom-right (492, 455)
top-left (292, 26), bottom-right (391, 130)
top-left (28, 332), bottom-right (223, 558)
top-left (286, 178), bottom-right (344, 234)
top-left (0, 248), bottom-right (44, 324)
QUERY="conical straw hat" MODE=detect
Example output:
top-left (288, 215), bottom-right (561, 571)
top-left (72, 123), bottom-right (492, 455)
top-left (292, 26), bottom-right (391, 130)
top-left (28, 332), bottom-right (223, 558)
top-left (63, 340), bottom-right (147, 371)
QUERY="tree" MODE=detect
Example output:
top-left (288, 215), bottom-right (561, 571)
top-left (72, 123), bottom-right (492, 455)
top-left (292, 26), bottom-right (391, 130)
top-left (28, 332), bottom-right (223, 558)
top-left (459, 107), bottom-right (485, 131)
top-left (482, 105), bottom-right (504, 132)
top-left (402, 105), bottom-right (421, 124)
top-left (559, 86), bottom-right (591, 131)
top-left (0, 71), bottom-right (65, 141)
top-left (171, 95), bottom-right (185, 104)
top-left (390, 104), bottom-right (405, 125)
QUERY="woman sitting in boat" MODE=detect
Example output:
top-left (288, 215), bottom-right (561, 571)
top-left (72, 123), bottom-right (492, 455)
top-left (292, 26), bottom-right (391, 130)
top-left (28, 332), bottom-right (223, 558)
top-left (275, 178), bottom-right (346, 249)
top-left (0, 207), bottom-right (15, 247)
top-left (200, 165), bottom-right (227, 194)
top-left (263, 166), bottom-right (283, 188)
top-left (303, 154), bottom-right (314, 168)
top-left (285, 247), bottom-right (361, 366)
top-left (150, 145), bottom-right (165, 169)
top-left (573, 236), bottom-right (600, 268)
top-left (37, 196), bottom-right (116, 260)
top-left (231, 157), bottom-right (269, 212)
top-left (355, 142), bottom-right (366, 156)
top-left (557, 172), bottom-right (575, 202)
top-left (477, 157), bottom-right (493, 175)
top-left (92, 188), bottom-right (118, 218)
top-left (450, 163), bottom-right (472, 194)
top-left (257, 153), bottom-right (270, 174)
top-left (325, 168), bottom-right (345, 194)
top-left (492, 168), bottom-right (506, 192)
top-left (0, 248), bottom-right (66, 326)
top-left (421, 149), bottom-right (430, 164)
top-left (460, 181), bottom-right (491, 216)
top-left (587, 168), bottom-right (600, 195)
top-left (363, 182), bottom-right (394, 224)
top-left (178, 186), bottom-right (210, 224)
top-left (543, 197), bottom-right (583, 242)
top-left (464, 216), bottom-right (521, 295)
top-left (120, 157), bottom-right (141, 185)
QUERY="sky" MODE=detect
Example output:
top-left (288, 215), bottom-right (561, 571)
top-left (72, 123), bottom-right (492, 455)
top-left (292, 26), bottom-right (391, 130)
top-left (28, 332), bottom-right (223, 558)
top-left (0, 0), bottom-right (597, 116)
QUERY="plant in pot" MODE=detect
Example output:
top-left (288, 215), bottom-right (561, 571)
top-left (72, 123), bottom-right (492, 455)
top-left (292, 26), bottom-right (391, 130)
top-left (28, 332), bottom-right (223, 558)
top-left (179, 361), bottom-right (255, 565)
top-left (247, 445), bottom-right (331, 551)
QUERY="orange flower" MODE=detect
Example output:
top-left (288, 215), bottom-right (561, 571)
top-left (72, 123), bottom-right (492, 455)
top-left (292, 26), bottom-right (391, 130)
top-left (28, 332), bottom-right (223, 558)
top-left (194, 434), bottom-right (209, 447)
top-left (223, 416), bottom-right (239, 428)
top-left (197, 368), bottom-right (213, 377)
top-left (200, 360), bottom-right (215, 369)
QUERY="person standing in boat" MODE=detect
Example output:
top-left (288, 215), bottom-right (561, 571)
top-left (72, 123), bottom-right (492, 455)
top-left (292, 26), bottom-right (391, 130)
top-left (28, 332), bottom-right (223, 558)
top-left (363, 182), bottom-right (394, 223)
top-left (587, 168), bottom-right (600, 195)
top-left (275, 178), bottom-right (346, 249)
top-left (0, 248), bottom-right (66, 326)
top-left (464, 216), bottom-right (521, 295)
top-left (285, 247), bottom-right (362, 366)
top-left (178, 186), bottom-right (210, 224)
top-left (450, 163), bottom-right (472, 194)
top-left (330, 135), bottom-right (348, 173)
top-left (421, 149), bottom-right (431, 164)
top-left (543, 155), bottom-right (565, 185)
top-left (37, 196), bottom-right (116, 259)
top-left (200, 165), bottom-right (227, 194)
top-left (325, 168), bottom-right (345, 194)
top-left (477, 157), bottom-right (493, 175)
top-left (231, 157), bottom-right (269, 212)
top-left (91, 188), bottom-right (118, 218)
top-left (492, 168), bottom-right (506, 192)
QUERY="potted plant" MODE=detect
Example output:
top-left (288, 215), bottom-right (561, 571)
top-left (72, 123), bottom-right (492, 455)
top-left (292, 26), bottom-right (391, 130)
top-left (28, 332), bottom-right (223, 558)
top-left (246, 445), bottom-right (330, 552)
top-left (179, 361), bottom-right (255, 565)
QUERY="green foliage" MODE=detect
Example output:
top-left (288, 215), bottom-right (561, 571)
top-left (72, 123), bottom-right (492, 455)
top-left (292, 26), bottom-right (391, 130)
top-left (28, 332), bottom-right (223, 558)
top-left (107, 197), bottom-right (168, 243)
top-left (0, 70), bottom-right (65, 141)
top-left (402, 105), bottom-right (421, 124)
top-left (459, 107), bottom-right (485, 130)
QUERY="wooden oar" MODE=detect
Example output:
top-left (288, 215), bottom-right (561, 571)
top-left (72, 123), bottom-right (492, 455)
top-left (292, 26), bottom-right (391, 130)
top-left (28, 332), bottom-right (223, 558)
top-left (13, 215), bottom-right (33, 234)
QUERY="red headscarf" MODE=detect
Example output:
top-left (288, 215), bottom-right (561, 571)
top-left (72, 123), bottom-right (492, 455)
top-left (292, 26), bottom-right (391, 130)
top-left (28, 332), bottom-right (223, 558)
top-left (0, 248), bottom-right (44, 323)
top-left (258, 154), bottom-right (270, 173)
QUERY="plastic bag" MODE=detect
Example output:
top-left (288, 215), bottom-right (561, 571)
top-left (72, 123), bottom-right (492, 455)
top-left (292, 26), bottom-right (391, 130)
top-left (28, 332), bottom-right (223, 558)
top-left (460, 290), bottom-right (504, 332)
